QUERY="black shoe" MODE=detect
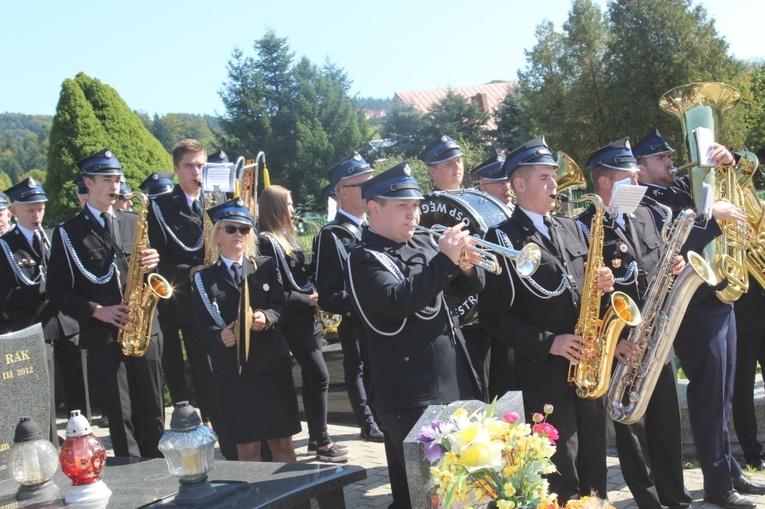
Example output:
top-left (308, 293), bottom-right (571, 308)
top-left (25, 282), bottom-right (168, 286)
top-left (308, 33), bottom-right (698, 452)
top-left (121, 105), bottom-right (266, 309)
top-left (98, 415), bottom-right (109, 428)
top-left (745, 458), bottom-right (765, 471)
top-left (732, 475), bottom-right (765, 495)
top-left (315, 444), bottom-right (350, 462)
top-left (308, 441), bottom-right (349, 453)
top-left (703, 490), bottom-right (756, 509)
top-left (360, 424), bottom-right (384, 442)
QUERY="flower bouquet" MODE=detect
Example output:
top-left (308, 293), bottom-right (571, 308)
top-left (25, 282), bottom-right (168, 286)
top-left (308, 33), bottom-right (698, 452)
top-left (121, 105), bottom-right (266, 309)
top-left (416, 401), bottom-right (559, 509)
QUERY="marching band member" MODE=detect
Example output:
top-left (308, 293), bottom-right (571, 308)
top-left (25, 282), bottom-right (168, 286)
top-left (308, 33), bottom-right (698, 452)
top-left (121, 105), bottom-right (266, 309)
top-left (0, 178), bottom-right (79, 443)
top-left (47, 148), bottom-right (164, 458)
top-left (74, 175), bottom-right (89, 208)
top-left (478, 136), bottom-right (615, 503)
top-left (579, 138), bottom-right (691, 509)
top-left (312, 152), bottom-right (384, 442)
top-left (634, 129), bottom-right (765, 509)
top-left (421, 134), bottom-right (493, 401)
top-left (257, 185), bottom-right (349, 462)
top-left (471, 152), bottom-right (518, 400)
top-left (346, 162), bottom-right (482, 508)
top-left (0, 193), bottom-right (15, 333)
top-left (474, 153), bottom-right (514, 207)
top-left (113, 178), bottom-right (133, 211)
top-left (146, 140), bottom-right (230, 457)
top-left (192, 198), bottom-right (300, 462)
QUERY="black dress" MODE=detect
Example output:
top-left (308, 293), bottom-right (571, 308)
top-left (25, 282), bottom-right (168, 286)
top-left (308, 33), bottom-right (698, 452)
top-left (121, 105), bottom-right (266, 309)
top-left (192, 255), bottom-right (301, 444)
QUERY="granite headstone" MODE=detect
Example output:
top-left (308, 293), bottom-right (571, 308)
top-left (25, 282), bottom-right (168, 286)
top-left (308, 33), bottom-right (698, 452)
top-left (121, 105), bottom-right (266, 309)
top-left (402, 391), bottom-right (525, 509)
top-left (0, 324), bottom-right (50, 483)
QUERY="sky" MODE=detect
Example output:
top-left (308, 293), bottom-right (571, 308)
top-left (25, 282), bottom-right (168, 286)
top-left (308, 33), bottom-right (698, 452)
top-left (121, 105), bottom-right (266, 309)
top-left (1, 0), bottom-right (763, 118)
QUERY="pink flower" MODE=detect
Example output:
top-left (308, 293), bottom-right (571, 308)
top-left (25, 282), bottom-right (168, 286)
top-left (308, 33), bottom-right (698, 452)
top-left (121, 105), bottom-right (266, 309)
top-left (544, 404), bottom-right (554, 415)
top-left (503, 412), bottom-right (520, 424)
top-left (532, 412), bottom-right (544, 424)
top-left (533, 422), bottom-right (559, 444)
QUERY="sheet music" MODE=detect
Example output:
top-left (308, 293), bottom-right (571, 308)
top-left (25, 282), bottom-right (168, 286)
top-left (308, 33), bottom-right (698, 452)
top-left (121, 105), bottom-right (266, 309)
top-left (700, 182), bottom-right (714, 218)
top-left (693, 126), bottom-right (716, 167)
top-left (609, 177), bottom-right (647, 216)
top-left (202, 163), bottom-right (235, 193)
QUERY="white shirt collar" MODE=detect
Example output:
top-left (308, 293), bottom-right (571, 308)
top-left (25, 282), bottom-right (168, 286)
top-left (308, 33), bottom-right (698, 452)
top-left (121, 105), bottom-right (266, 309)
top-left (337, 208), bottom-right (364, 226)
top-left (184, 192), bottom-right (201, 209)
top-left (519, 206), bottom-right (552, 240)
top-left (86, 202), bottom-right (113, 227)
top-left (220, 254), bottom-right (244, 272)
top-left (16, 224), bottom-right (35, 245)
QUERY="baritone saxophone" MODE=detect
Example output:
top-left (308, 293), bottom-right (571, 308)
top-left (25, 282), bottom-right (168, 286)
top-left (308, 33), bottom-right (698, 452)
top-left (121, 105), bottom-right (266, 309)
top-left (118, 191), bottom-right (173, 357)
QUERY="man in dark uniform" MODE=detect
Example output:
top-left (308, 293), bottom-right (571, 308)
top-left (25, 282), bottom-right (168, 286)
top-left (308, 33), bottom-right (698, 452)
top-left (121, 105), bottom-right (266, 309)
top-left (470, 153), bottom-right (517, 400)
top-left (312, 151), bottom-right (384, 442)
top-left (0, 193), bottom-right (15, 334)
top-left (475, 153), bottom-right (514, 208)
top-left (421, 135), bottom-right (495, 402)
top-left (578, 138), bottom-right (692, 509)
top-left (47, 148), bottom-right (164, 458)
top-left (0, 178), bottom-right (79, 443)
top-left (146, 140), bottom-right (233, 458)
top-left (74, 175), bottom-right (89, 208)
top-left (634, 129), bottom-right (765, 509)
top-left (347, 162), bottom-right (482, 509)
top-left (478, 136), bottom-right (616, 504)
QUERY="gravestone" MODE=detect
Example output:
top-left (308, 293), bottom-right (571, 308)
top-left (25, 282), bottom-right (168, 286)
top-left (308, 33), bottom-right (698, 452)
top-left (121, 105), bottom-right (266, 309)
top-left (403, 391), bottom-right (525, 509)
top-left (0, 324), bottom-right (49, 483)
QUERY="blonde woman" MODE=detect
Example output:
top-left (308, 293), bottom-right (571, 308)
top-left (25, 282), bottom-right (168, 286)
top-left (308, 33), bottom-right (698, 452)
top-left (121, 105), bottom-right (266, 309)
top-left (192, 198), bottom-right (300, 462)
top-left (258, 185), bottom-right (349, 462)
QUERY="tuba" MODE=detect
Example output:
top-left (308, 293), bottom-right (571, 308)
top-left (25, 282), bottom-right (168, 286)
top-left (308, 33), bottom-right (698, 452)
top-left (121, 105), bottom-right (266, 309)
top-left (659, 82), bottom-right (749, 303)
top-left (608, 202), bottom-right (717, 424)
top-left (561, 193), bottom-right (641, 399)
top-left (735, 151), bottom-right (765, 290)
top-left (235, 151), bottom-right (269, 221)
top-left (555, 152), bottom-right (587, 217)
top-left (118, 192), bottom-right (174, 356)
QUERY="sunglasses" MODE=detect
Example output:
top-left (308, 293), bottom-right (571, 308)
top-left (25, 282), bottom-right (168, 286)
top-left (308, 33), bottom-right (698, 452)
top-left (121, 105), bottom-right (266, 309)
top-left (223, 225), bottom-right (251, 235)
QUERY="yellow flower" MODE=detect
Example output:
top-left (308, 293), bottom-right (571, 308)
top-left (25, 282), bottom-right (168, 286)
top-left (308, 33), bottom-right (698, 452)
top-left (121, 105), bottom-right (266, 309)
top-left (497, 500), bottom-right (516, 509)
top-left (503, 482), bottom-right (517, 497)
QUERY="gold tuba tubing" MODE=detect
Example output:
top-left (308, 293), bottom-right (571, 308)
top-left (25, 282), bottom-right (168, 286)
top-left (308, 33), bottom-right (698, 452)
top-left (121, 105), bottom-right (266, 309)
top-left (659, 82), bottom-right (749, 303)
top-left (118, 192), bottom-right (173, 357)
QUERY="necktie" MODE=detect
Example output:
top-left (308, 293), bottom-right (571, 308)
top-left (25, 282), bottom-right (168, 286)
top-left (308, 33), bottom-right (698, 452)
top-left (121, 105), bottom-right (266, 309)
top-left (101, 212), bottom-right (114, 237)
top-left (31, 231), bottom-right (41, 254)
top-left (542, 215), bottom-right (555, 240)
top-left (192, 199), bottom-right (202, 218)
top-left (231, 262), bottom-right (242, 288)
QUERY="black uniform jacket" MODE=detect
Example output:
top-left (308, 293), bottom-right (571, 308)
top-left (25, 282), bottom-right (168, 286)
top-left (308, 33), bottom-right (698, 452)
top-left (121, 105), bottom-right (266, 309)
top-left (640, 177), bottom-right (727, 314)
top-left (346, 229), bottom-right (483, 411)
top-left (312, 210), bottom-right (363, 317)
top-left (478, 207), bottom-right (588, 400)
top-left (47, 209), bottom-right (137, 350)
top-left (0, 226), bottom-right (77, 339)
top-left (192, 255), bottom-right (291, 378)
top-left (257, 234), bottom-right (314, 328)
top-left (147, 185), bottom-right (205, 323)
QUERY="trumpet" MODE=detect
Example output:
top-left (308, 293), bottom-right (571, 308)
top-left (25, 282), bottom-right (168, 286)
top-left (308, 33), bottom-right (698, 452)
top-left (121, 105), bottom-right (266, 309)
top-left (410, 222), bottom-right (541, 278)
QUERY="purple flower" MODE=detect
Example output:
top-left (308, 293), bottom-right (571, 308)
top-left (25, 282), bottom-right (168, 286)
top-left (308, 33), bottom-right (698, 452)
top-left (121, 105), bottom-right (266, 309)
top-left (422, 441), bottom-right (447, 462)
top-left (415, 420), bottom-right (445, 444)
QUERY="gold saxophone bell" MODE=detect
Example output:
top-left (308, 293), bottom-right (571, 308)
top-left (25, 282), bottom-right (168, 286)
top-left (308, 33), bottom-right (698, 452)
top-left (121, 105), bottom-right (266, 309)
top-left (409, 222), bottom-right (541, 278)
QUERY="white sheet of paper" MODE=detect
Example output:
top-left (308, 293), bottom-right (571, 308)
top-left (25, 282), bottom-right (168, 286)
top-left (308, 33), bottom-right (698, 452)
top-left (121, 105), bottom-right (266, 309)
top-left (202, 163), bottom-right (235, 193)
top-left (609, 178), bottom-right (647, 215)
top-left (700, 182), bottom-right (714, 218)
top-left (693, 126), bottom-right (716, 167)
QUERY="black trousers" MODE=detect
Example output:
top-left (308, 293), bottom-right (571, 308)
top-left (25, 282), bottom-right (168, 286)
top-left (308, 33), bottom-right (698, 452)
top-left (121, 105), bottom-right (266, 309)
top-left (732, 327), bottom-right (765, 463)
top-left (674, 305), bottom-right (742, 492)
top-left (462, 326), bottom-right (492, 402)
top-left (377, 407), bottom-right (425, 509)
top-left (90, 338), bottom-right (165, 458)
top-left (54, 334), bottom-right (90, 421)
top-left (338, 320), bottom-right (375, 429)
top-left (488, 336), bottom-right (518, 400)
top-left (524, 394), bottom-right (607, 504)
top-left (157, 299), bottom-right (189, 404)
top-left (613, 361), bottom-right (692, 509)
top-left (284, 319), bottom-right (330, 446)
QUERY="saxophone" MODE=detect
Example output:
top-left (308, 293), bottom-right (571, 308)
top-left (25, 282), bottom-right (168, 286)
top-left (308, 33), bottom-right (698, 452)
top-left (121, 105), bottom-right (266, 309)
top-left (659, 82), bottom-right (750, 304)
top-left (608, 203), bottom-right (717, 424)
top-left (118, 192), bottom-right (174, 357)
top-left (562, 193), bottom-right (642, 399)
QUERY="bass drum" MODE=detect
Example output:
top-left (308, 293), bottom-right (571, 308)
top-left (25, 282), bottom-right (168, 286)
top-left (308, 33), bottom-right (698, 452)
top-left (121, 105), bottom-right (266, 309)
top-left (418, 189), bottom-right (513, 325)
